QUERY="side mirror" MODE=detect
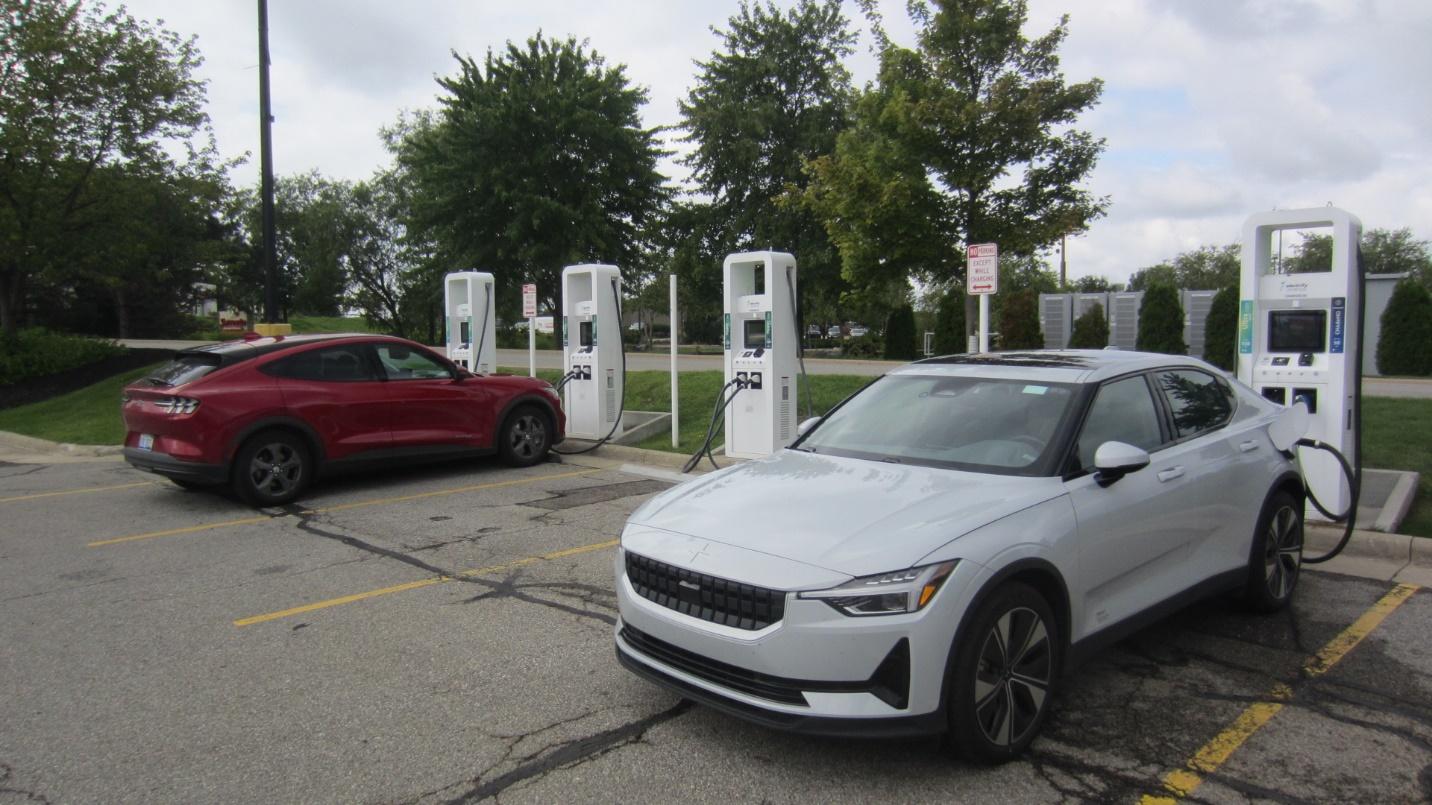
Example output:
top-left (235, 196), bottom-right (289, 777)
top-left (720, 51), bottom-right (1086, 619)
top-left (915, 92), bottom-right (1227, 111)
top-left (1267, 397), bottom-right (1310, 452)
top-left (1093, 441), bottom-right (1150, 487)
top-left (796, 417), bottom-right (821, 436)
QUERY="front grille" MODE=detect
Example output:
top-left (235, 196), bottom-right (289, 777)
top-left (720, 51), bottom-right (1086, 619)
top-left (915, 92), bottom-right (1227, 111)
top-left (625, 551), bottom-right (785, 630)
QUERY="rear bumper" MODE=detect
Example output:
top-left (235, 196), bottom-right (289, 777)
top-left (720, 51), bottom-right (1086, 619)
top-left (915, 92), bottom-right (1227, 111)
top-left (123, 448), bottom-right (227, 484)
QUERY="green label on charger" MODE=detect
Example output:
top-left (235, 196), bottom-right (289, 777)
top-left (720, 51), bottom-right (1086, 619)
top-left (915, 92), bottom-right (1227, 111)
top-left (592, 315), bottom-right (598, 345)
top-left (561, 316), bottom-right (568, 347)
top-left (1237, 300), bottom-right (1254, 354)
top-left (764, 311), bottom-right (772, 348)
top-left (723, 314), bottom-right (731, 349)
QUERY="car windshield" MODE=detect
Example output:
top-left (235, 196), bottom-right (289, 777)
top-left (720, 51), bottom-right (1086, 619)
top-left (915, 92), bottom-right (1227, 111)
top-left (796, 374), bottom-right (1079, 474)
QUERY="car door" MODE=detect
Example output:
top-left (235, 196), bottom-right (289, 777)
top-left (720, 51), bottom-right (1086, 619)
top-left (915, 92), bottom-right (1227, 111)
top-left (1064, 373), bottom-right (1199, 640)
top-left (264, 343), bottom-right (393, 460)
top-left (372, 342), bottom-right (491, 449)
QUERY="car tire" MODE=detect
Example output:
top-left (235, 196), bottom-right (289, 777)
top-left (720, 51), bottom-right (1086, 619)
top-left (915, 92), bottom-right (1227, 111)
top-left (1244, 490), bottom-right (1303, 613)
top-left (231, 429), bottom-right (311, 507)
top-left (947, 582), bottom-right (1060, 763)
top-left (498, 405), bottom-right (551, 468)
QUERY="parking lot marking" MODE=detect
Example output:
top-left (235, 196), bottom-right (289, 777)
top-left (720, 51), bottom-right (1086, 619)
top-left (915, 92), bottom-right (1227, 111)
top-left (0, 481), bottom-right (154, 504)
top-left (232, 538), bottom-right (619, 627)
top-left (86, 468), bottom-right (600, 548)
top-left (1142, 582), bottom-right (1421, 803)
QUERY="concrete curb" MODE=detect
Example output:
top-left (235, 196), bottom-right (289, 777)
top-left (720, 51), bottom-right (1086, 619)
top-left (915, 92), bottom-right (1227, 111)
top-left (1305, 525), bottom-right (1429, 566)
top-left (0, 430), bottom-right (123, 458)
top-left (1375, 471), bottom-right (1420, 533)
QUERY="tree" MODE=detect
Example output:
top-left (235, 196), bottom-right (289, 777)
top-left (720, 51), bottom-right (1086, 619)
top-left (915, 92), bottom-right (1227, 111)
top-left (804, 0), bottom-right (1106, 335)
top-left (1069, 275), bottom-right (1117, 293)
top-left (1068, 302), bottom-right (1108, 349)
top-left (1202, 285), bottom-right (1239, 370)
top-left (1291, 228), bottom-right (1432, 286)
top-left (1000, 289), bottom-right (1042, 349)
top-left (883, 304), bottom-right (917, 360)
top-left (1128, 263), bottom-right (1177, 292)
top-left (680, 1), bottom-right (854, 317)
top-left (1128, 245), bottom-right (1237, 292)
top-left (1376, 279), bottom-right (1432, 376)
top-left (1137, 283), bottom-right (1187, 354)
top-left (0, 0), bottom-right (211, 337)
top-left (395, 35), bottom-right (666, 319)
top-left (932, 285), bottom-right (966, 355)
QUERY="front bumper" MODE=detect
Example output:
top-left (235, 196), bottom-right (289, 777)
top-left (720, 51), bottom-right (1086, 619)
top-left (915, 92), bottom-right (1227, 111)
top-left (123, 448), bottom-right (227, 484)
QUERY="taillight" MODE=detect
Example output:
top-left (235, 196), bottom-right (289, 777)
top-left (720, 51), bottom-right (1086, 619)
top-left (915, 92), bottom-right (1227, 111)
top-left (155, 396), bottom-right (200, 414)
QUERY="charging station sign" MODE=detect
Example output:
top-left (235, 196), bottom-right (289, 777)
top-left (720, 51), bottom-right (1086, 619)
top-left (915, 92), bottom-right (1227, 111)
top-left (1330, 297), bottom-right (1346, 353)
top-left (522, 284), bottom-right (537, 318)
top-left (967, 244), bottom-right (998, 295)
top-left (1238, 300), bottom-right (1254, 354)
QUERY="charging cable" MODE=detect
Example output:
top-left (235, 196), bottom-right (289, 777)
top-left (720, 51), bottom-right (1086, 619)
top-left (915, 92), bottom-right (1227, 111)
top-left (681, 377), bottom-right (748, 474)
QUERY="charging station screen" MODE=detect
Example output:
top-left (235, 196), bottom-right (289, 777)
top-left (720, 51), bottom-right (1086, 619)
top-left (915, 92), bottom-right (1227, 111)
top-left (743, 318), bottom-right (766, 348)
top-left (578, 320), bottom-right (593, 347)
top-left (1268, 310), bottom-right (1327, 353)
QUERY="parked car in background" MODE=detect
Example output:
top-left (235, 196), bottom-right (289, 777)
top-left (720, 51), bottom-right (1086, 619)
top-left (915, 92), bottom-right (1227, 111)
top-left (121, 334), bottom-right (564, 506)
top-left (826, 325), bottom-right (843, 338)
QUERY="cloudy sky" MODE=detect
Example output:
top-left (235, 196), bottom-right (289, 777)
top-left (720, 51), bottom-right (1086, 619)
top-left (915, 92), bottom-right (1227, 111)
top-left (122, 0), bottom-right (1431, 285)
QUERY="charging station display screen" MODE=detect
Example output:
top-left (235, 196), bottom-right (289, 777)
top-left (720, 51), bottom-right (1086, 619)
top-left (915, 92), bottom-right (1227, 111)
top-left (578, 320), bottom-right (593, 347)
top-left (1268, 310), bottom-right (1326, 353)
top-left (743, 318), bottom-right (766, 348)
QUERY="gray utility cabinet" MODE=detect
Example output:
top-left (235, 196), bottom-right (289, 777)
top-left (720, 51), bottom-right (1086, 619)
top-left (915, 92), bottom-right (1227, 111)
top-left (1109, 291), bottom-right (1143, 350)
top-left (1039, 293), bottom-right (1073, 349)
top-left (1181, 289), bottom-right (1218, 360)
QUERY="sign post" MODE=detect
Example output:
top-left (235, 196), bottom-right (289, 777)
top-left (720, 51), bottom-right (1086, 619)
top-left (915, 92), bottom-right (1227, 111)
top-left (522, 283), bottom-right (538, 377)
top-left (669, 274), bottom-right (679, 448)
top-left (967, 243), bottom-right (999, 353)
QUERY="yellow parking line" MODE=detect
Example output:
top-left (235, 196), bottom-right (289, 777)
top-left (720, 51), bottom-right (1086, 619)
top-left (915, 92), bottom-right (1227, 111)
top-left (1142, 582), bottom-right (1421, 803)
top-left (86, 468), bottom-right (599, 548)
top-left (234, 538), bottom-right (619, 627)
top-left (0, 481), bottom-right (154, 504)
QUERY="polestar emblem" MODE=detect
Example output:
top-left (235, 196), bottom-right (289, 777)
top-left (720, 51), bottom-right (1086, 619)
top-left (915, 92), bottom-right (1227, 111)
top-left (678, 580), bottom-right (701, 591)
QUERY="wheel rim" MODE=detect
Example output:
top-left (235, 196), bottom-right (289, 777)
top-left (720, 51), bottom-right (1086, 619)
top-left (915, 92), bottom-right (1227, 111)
top-left (1264, 504), bottom-right (1302, 600)
top-left (974, 606), bottom-right (1052, 748)
top-left (247, 442), bottom-right (302, 498)
top-left (509, 414), bottom-right (546, 459)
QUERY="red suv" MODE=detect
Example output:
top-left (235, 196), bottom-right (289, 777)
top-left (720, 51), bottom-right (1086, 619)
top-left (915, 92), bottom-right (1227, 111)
top-left (121, 334), bottom-right (564, 506)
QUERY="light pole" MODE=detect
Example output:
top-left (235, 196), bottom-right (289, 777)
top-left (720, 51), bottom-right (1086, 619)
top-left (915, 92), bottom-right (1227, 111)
top-left (258, 0), bottom-right (277, 324)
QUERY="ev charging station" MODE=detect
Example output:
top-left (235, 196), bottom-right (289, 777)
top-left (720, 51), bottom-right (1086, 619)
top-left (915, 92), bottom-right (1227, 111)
top-left (1237, 207), bottom-right (1362, 519)
top-left (443, 271), bottom-right (496, 373)
top-left (561, 264), bottom-right (623, 440)
top-left (723, 251), bottom-right (798, 459)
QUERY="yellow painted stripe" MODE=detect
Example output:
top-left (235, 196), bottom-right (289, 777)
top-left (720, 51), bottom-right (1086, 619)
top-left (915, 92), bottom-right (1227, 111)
top-left (87, 468), bottom-right (598, 548)
top-left (0, 481), bottom-right (154, 504)
top-left (234, 538), bottom-right (618, 627)
top-left (1143, 583), bottom-right (1420, 803)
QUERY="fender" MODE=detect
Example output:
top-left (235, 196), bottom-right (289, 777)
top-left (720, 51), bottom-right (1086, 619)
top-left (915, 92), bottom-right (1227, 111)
top-left (494, 393), bottom-right (563, 448)
top-left (226, 416), bottom-right (327, 465)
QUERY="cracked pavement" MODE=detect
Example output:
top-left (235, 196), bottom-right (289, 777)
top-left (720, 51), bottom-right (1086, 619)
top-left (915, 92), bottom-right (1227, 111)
top-left (1, 456), bottom-right (1429, 803)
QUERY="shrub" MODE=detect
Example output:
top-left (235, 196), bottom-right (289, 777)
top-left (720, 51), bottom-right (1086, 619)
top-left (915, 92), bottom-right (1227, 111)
top-left (842, 333), bottom-right (884, 358)
top-left (999, 289), bottom-right (1043, 350)
top-left (1202, 285), bottom-right (1239, 370)
top-left (933, 287), bottom-right (966, 355)
top-left (883, 305), bottom-right (918, 360)
top-left (1137, 283), bottom-right (1188, 354)
top-left (1377, 279), bottom-right (1432, 376)
top-left (1069, 302), bottom-right (1109, 349)
top-left (0, 328), bottom-right (126, 385)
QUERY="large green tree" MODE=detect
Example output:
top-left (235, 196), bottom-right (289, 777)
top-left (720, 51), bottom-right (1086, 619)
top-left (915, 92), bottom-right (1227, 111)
top-left (1289, 228), bottom-right (1432, 285)
top-left (396, 35), bottom-right (667, 316)
top-left (680, 1), bottom-right (854, 318)
top-left (1137, 283), bottom-right (1187, 355)
top-left (1129, 244), bottom-right (1238, 291)
top-left (999, 288), bottom-right (1043, 349)
top-left (1202, 285), bottom-right (1239, 370)
top-left (1068, 302), bottom-right (1108, 349)
top-left (1377, 279), bottom-right (1432, 376)
top-left (0, 0), bottom-right (211, 336)
top-left (804, 0), bottom-right (1106, 332)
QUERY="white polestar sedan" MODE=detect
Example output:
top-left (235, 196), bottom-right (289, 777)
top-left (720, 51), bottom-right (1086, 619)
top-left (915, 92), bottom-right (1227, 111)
top-left (614, 350), bottom-right (1306, 761)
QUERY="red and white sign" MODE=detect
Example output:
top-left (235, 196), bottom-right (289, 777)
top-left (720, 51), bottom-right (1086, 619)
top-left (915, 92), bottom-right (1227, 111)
top-left (967, 243), bottom-right (999, 295)
top-left (522, 283), bottom-right (538, 318)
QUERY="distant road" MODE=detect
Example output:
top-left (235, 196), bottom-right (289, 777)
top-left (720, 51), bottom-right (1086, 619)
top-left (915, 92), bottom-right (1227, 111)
top-left (119, 340), bottom-right (1432, 397)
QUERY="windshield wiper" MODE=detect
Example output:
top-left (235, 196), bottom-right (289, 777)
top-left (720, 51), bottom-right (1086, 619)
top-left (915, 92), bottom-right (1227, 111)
top-left (789, 445), bottom-right (815, 453)
top-left (878, 455), bottom-right (903, 464)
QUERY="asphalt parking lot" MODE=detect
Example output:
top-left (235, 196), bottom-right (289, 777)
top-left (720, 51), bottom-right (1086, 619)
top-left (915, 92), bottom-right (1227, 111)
top-left (2, 455), bottom-right (1429, 804)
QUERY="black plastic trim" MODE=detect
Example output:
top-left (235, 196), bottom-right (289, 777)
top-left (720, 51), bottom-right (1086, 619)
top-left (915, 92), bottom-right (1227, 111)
top-left (1065, 568), bottom-right (1246, 670)
top-left (122, 448), bottom-right (227, 484)
top-left (227, 416), bottom-right (327, 466)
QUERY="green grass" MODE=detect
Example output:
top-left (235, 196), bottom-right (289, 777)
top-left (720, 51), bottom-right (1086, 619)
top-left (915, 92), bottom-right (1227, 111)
top-left (0, 363), bottom-right (160, 445)
top-left (1361, 397), bottom-right (1432, 537)
top-left (287, 315), bottom-right (375, 334)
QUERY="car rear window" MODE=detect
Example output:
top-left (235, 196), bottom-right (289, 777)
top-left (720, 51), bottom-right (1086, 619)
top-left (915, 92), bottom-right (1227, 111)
top-left (143, 353), bottom-right (223, 387)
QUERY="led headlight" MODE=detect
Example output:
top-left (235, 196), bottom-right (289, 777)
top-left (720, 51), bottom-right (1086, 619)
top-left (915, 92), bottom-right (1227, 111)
top-left (798, 561), bottom-right (957, 616)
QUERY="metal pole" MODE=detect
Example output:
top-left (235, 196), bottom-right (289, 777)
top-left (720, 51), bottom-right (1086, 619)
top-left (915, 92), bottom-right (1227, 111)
top-left (978, 294), bottom-right (990, 353)
top-left (669, 273), bottom-right (679, 448)
top-left (257, 0), bottom-right (277, 324)
top-left (1060, 234), bottom-right (1068, 288)
top-left (528, 317), bottom-right (536, 377)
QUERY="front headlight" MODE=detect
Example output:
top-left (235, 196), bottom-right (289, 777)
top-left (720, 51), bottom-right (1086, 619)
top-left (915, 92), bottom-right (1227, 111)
top-left (798, 560), bottom-right (957, 616)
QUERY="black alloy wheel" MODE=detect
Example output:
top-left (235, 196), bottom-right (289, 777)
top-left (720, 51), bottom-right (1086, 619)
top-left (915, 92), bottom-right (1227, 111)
top-left (232, 430), bottom-right (310, 507)
top-left (499, 406), bottom-right (550, 467)
top-left (1245, 491), bottom-right (1303, 612)
top-left (948, 582), bottom-right (1059, 763)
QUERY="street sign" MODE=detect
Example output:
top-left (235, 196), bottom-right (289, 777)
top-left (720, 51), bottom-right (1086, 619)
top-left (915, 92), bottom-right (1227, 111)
top-left (522, 283), bottom-right (537, 318)
top-left (967, 243), bottom-right (998, 295)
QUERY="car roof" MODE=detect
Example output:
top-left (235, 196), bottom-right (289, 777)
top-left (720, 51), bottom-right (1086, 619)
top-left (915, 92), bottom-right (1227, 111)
top-left (177, 333), bottom-right (410, 364)
top-left (894, 349), bottom-right (1218, 384)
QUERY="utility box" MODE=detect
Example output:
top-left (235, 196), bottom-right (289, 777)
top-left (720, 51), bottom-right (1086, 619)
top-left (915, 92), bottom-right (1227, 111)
top-left (444, 271), bottom-right (496, 373)
top-left (723, 251), bottom-right (798, 459)
top-left (1039, 293), bottom-right (1072, 349)
top-left (561, 264), bottom-right (623, 440)
top-left (1182, 289), bottom-right (1218, 361)
top-left (1108, 291), bottom-right (1144, 350)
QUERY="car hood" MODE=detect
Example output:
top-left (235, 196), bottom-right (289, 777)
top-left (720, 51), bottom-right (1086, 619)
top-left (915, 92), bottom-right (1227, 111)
top-left (627, 450), bottom-right (1066, 577)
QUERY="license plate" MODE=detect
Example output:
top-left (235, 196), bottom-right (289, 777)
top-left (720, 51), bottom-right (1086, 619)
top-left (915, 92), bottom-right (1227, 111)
top-left (138, 434), bottom-right (154, 451)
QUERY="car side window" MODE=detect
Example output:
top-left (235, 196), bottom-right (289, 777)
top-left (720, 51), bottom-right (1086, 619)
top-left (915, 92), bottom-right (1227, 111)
top-left (1156, 370), bottom-right (1233, 439)
top-left (374, 344), bottom-right (453, 380)
top-left (264, 345), bottom-right (376, 382)
top-left (1074, 376), bottom-right (1164, 472)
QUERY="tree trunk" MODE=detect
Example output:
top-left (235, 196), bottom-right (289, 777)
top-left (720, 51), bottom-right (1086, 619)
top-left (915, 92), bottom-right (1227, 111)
top-left (114, 286), bottom-right (131, 339)
top-left (0, 270), bottom-right (23, 338)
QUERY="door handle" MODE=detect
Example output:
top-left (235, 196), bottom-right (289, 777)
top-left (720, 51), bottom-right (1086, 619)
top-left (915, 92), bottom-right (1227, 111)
top-left (1239, 440), bottom-right (1260, 453)
top-left (1156, 467), bottom-right (1185, 483)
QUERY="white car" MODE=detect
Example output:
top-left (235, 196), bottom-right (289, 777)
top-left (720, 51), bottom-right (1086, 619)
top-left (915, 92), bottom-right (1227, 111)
top-left (614, 350), bottom-right (1304, 761)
